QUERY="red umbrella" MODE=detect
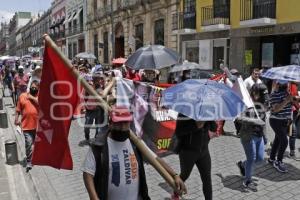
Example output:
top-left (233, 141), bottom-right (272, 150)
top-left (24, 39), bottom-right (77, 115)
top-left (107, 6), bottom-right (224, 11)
top-left (112, 57), bottom-right (127, 65)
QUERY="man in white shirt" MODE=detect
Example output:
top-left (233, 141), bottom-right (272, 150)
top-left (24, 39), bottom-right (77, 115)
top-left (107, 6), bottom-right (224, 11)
top-left (244, 68), bottom-right (262, 91)
top-left (82, 106), bottom-right (186, 200)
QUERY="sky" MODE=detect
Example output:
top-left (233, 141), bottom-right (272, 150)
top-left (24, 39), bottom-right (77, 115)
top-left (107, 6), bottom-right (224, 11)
top-left (0, 0), bottom-right (52, 23)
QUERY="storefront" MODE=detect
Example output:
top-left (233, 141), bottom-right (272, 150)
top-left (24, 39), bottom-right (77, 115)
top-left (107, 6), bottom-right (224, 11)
top-left (180, 30), bottom-right (230, 72)
top-left (230, 21), bottom-right (300, 75)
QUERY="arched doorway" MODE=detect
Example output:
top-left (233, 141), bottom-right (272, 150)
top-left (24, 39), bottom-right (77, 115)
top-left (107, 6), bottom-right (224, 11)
top-left (114, 23), bottom-right (125, 58)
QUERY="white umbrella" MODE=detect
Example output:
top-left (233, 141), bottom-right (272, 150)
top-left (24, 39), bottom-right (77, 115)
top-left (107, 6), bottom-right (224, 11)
top-left (170, 60), bottom-right (202, 73)
top-left (75, 52), bottom-right (97, 60)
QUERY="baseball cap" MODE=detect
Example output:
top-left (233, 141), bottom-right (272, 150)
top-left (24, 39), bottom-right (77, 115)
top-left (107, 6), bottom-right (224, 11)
top-left (110, 106), bottom-right (133, 122)
top-left (230, 68), bottom-right (239, 75)
top-left (18, 65), bottom-right (24, 70)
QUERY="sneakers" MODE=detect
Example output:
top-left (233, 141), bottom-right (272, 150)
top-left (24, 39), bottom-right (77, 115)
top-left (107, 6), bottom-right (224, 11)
top-left (171, 193), bottom-right (180, 200)
top-left (273, 160), bottom-right (288, 173)
top-left (267, 158), bottom-right (275, 165)
top-left (242, 180), bottom-right (258, 192)
top-left (237, 161), bottom-right (245, 176)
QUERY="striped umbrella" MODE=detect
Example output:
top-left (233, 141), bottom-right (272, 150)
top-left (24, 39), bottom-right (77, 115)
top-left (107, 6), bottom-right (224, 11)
top-left (261, 65), bottom-right (300, 82)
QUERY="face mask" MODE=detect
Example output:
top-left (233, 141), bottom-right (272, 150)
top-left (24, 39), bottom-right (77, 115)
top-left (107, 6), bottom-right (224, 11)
top-left (30, 87), bottom-right (39, 96)
top-left (110, 129), bottom-right (130, 141)
top-left (278, 84), bottom-right (287, 91)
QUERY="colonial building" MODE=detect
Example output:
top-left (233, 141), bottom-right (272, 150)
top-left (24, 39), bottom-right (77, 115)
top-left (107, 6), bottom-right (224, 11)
top-left (176, 0), bottom-right (300, 75)
top-left (50, 0), bottom-right (67, 55)
top-left (65, 0), bottom-right (87, 59)
top-left (8, 12), bottom-right (31, 56)
top-left (0, 23), bottom-right (9, 55)
top-left (31, 10), bottom-right (52, 57)
top-left (86, 0), bottom-right (179, 64)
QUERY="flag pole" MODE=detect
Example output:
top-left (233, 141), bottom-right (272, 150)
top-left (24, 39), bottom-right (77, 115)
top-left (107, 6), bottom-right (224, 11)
top-left (43, 34), bottom-right (176, 190)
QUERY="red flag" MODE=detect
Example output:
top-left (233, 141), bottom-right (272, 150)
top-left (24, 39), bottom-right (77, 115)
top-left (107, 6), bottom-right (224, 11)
top-left (32, 43), bottom-right (79, 170)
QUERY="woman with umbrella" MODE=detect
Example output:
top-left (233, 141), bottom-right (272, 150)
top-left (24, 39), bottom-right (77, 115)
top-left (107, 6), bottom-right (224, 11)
top-left (236, 83), bottom-right (267, 192)
top-left (173, 115), bottom-right (216, 200)
top-left (161, 79), bottom-right (246, 200)
top-left (268, 80), bottom-right (294, 173)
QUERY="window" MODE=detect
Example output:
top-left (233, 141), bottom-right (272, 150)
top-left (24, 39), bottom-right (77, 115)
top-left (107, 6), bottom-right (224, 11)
top-left (68, 43), bottom-right (72, 59)
top-left (184, 0), bottom-right (196, 13)
top-left (73, 43), bottom-right (77, 58)
top-left (135, 23), bottom-right (143, 50)
top-left (154, 19), bottom-right (164, 46)
top-left (213, 0), bottom-right (230, 18)
top-left (94, 34), bottom-right (98, 60)
top-left (103, 31), bottom-right (109, 63)
top-left (93, 0), bottom-right (97, 14)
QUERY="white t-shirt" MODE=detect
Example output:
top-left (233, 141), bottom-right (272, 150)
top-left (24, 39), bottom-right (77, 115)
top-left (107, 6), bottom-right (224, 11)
top-left (244, 76), bottom-right (262, 91)
top-left (81, 137), bottom-right (140, 200)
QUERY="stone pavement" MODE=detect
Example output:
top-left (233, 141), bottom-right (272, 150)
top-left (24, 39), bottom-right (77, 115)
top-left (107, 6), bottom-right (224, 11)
top-left (2, 94), bottom-right (300, 200)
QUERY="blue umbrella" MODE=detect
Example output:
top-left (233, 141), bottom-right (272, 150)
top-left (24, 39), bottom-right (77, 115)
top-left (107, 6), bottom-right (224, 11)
top-left (261, 65), bottom-right (300, 82)
top-left (161, 79), bottom-right (246, 121)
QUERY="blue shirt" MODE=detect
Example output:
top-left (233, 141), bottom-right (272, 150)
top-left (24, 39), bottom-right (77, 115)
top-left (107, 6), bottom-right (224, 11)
top-left (270, 90), bottom-right (292, 119)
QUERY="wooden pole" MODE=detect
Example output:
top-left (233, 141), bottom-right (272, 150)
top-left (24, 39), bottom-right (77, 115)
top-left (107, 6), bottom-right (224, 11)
top-left (43, 34), bottom-right (176, 190)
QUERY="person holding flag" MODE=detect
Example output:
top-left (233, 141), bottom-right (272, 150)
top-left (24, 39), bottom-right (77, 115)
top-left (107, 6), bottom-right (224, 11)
top-left (236, 84), bottom-right (267, 192)
top-left (81, 106), bottom-right (186, 200)
top-left (15, 80), bottom-right (39, 172)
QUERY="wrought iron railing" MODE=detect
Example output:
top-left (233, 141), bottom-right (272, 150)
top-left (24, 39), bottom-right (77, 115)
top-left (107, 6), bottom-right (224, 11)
top-left (201, 5), bottom-right (230, 26)
top-left (172, 11), bottom-right (196, 31)
top-left (240, 0), bottom-right (276, 21)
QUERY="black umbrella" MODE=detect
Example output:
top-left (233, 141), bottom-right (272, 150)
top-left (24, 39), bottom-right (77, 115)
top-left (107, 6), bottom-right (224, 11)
top-left (125, 45), bottom-right (180, 70)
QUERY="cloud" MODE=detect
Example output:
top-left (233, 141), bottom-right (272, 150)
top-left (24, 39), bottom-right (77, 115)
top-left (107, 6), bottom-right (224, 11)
top-left (0, 10), bottom-right (15, 23)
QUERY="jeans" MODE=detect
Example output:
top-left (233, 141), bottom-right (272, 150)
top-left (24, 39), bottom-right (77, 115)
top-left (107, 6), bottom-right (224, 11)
top-left (179, 149), bottom-right (212, 200)
top-left (84, 109), bottom-right (103, 140)
top-left (241, 135), bottom-right (264, 182)
top-left (23, 130), bottom-right (36, 165)
top-left (289, 111), bottom-right (299, 152)
top-left (269, 118), bottom-right (289, 162)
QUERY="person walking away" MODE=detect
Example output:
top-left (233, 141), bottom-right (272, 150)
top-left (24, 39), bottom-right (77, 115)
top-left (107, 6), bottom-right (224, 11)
top-left (81, 106), bottom-right (186, 200)
top-left (268, 80), bottom-right (294, 173)
top-left (13, 65), bottom-right (29, 102)
top-left (1, 65), bottom-right (15, 104)
top-left (244, 68), bottom-right (262, 92)
top-left (288, 82), bottom-right (300, 159)
top-left (173, 114), bottom-right (216, 200)
top-left (236, 84), bottom-right (267, 192)
top-left (14, 80), bottom-right (39, 172)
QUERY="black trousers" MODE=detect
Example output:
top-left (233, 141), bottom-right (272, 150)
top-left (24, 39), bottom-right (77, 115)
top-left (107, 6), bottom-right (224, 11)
top-left (179, 149), bottom-right (212, 200)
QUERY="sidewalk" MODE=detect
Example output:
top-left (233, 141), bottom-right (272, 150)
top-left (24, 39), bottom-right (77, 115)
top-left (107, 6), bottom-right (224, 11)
top-left (0, 89), bottom-right (39, 200)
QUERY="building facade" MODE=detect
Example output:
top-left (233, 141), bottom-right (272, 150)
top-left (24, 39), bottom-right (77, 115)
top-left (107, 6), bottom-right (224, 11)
top-left (31, 10), bottom-right (52, 57)
top-left (176, 0), bottom-right (300, 75)
top-left (65, 0), bottom-right (87, 59)
top-left (0, 23), bottom-right (9, 55)
top-left (50, 0), bottom-right (67, 55)
top-left (8, 12), bottom-right (32, 56)
top-left (86, 0), bottom-right (179, 64)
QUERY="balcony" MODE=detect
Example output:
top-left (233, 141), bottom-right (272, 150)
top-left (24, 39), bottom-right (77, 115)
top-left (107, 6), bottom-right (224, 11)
top-left (93, 5), bottom-right (112, 21)
top-left (118, 0), bottom-right (139, 10)
top-left (172, 11), bottom-right (196, 34)
top-left (201, 5), bottom-right (230, 32)
top-left (66, 26), bottom-right (84, 37)
top-left (50, 32), bottom-right (66, 41)
top-left (240, 0), bottom-right (276, 27)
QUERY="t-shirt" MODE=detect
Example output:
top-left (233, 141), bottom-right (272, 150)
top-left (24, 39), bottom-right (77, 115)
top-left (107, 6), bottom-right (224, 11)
top-left (244, 76), bottom-right (262, 91)
top-left (270, 90), bottom-right (292, 119)
top-left (14, 74), bottom-right (29, 93)
top-left (16, 93), bottom-right (39, 130)
top-left (81, 138), bottom-right (140, 200)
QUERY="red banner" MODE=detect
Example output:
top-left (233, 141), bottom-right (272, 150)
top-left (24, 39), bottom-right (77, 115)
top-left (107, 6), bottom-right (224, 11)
top-left (32, 43), bottom-right (79, 170)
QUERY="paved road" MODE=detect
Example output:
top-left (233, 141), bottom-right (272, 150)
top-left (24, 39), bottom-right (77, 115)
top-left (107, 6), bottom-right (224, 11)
top-left (3, 95), bottom-right (300, 200)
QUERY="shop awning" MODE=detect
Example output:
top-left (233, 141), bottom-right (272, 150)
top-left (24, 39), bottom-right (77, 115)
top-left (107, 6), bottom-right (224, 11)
top-left (73, 7), bottom-right (83, 20)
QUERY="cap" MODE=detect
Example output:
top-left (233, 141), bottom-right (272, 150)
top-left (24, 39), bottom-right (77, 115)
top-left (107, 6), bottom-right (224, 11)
top-left (18, 65), bottom-right (24, 70)
top-left (276, 80), bottom-right (289, 84)
top-left (110, 106), bottom-right (133, 123)
top-left (230, 68), bottom-right (239, 75)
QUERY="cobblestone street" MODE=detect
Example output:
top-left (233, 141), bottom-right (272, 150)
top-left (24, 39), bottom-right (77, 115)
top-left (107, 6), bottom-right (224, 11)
top-left (2, 96), bottom-right (300, 200)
